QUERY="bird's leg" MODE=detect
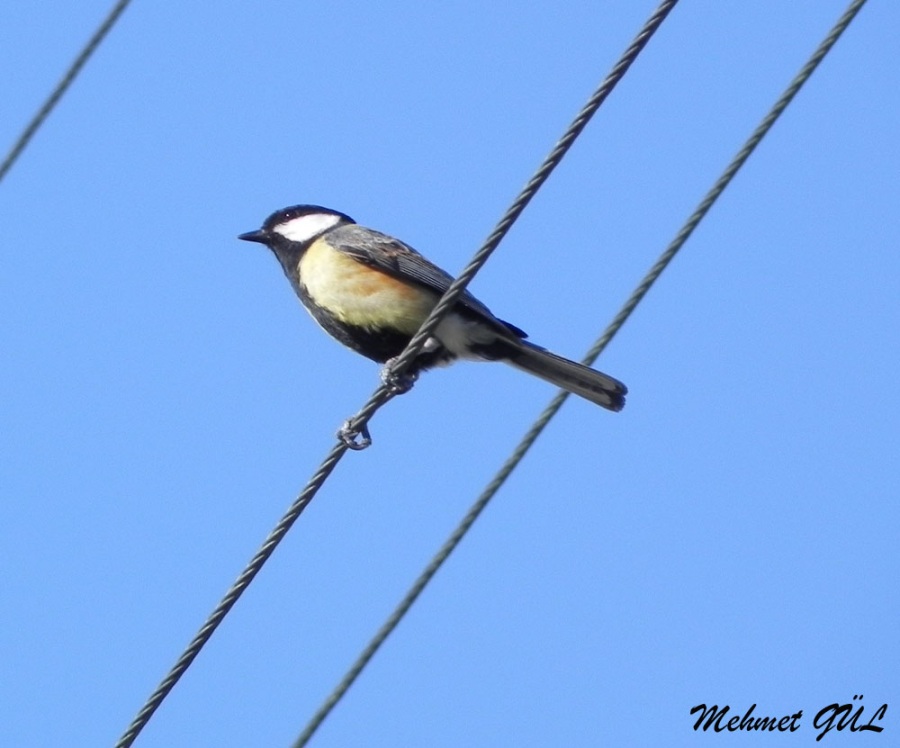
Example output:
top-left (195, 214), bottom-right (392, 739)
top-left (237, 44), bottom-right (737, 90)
top-left (339, 358), bottom-right (419, 450)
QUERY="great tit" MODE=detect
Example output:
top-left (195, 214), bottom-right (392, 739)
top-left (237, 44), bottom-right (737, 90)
top-left (239, 205), bottom-right (627, 411)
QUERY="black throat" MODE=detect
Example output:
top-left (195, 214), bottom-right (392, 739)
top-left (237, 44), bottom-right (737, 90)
top-left (266, 235), bottom-right (308, 299)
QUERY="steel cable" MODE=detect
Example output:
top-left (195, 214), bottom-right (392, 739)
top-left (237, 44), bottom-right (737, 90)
top-left (291, 1), bottom-right (868, 745)
top-left (113, 1), bottom-right (680, 744)
top-left (0, 0), bottom-right (133, 185)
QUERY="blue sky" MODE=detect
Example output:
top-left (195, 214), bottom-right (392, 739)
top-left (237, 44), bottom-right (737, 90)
top-left (2, 1), bottom-right (897, 746)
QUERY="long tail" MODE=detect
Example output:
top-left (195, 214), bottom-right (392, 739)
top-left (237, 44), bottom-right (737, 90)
top-left (495, 339), bottom-right (627, 411)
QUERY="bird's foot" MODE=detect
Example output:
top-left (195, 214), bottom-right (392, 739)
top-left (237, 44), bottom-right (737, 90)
top-left (380, 358), bottom-right (418, 394)
top-left (338, 419), bottom-right (372, 450)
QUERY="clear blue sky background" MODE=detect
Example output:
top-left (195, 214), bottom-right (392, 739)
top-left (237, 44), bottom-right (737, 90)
top-left (2, 2), bottom-right (897, 746)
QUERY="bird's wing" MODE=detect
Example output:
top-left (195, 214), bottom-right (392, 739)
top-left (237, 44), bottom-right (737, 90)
top-left (327, 225), bottom-right (526, 337)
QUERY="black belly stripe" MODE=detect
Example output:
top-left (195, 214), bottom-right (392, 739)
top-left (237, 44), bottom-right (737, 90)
top-left (298, 292), bottom-right (454, 370)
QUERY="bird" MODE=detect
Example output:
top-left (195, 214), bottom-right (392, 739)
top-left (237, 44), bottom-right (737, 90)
top-left (239, 205), bottom-right (627, 411)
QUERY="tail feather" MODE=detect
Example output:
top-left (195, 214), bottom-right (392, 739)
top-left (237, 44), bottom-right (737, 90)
top-left (497, 339), bottom-right (627, 411)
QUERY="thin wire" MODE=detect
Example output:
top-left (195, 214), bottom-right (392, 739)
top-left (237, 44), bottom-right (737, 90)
top-left (293, 0), bottom-right (868, 744)
top-left (0, 0), bottom-right (133, 185)
top-left (292, 1), bottom-right (684, 743)
top-left (339, 0), bottom-right (681, 446)
top-left (115, 0), bottom-right (680, 742)
top-left (114, 443), bottom-right (350, 748)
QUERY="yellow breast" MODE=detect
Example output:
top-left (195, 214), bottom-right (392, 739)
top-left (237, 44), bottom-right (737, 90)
top-left (299, 239), bottom-right (438, 333)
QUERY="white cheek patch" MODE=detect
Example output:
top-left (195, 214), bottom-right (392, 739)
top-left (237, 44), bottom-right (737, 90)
top-left (273, 212), bottom-right (343, 243)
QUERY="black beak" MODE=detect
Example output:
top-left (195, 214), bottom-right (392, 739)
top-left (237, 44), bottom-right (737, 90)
top-left (238, 229), bottom-right (268, 244)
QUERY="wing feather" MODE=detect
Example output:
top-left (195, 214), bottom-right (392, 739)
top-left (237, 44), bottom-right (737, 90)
top-left (326, 225), bottom-right (526, 338)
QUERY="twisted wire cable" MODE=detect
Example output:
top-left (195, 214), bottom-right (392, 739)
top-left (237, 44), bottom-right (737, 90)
top-left (291, 0), bottom-right (867, 745)
top-left (114, 443), bottom-right (349, 748)
top-left (339, 0), bottom-right (680, 445)
top-left (113, 2), bottom-right (679, 744)
top-left (0, 0), bottom-right (133, 185)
